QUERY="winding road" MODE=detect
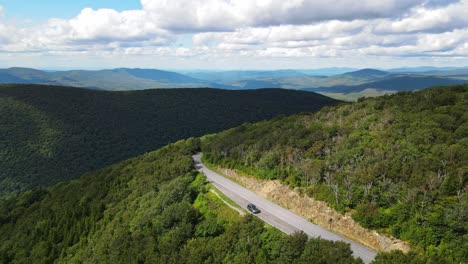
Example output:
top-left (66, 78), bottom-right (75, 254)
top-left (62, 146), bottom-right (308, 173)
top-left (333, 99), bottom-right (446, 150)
top-left (193, 153), bottom-right (377, 263)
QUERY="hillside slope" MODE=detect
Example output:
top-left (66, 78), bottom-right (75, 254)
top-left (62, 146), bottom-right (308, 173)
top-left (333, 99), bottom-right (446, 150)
top-left (0, 139), bottom-right (361, 263)
top-left (309, 75), bottom-right (468, 93)
top-left (0, 84), bottom-right (339, 198)
top-left (202, 85), bottom-right (468, 263)
top-left (2, 67), bottom-right (467, 94)
top-left (0, 68), bottom-right (234, 90)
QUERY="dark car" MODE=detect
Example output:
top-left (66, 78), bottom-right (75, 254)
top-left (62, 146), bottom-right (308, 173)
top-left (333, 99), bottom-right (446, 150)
top-left (247, 203), bottom-right (261, 214)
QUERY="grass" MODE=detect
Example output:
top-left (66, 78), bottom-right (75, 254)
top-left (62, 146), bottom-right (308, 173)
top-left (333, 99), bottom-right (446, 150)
top-left (209, 185), bottom-right (245, 213)
top-left (193, 184), bottom-right (241, 224)
top-left (198, 161), bottom-right (282, 231)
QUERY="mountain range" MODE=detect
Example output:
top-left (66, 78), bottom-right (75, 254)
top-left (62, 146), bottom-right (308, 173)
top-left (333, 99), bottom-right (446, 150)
top-left (0, 67), bottom-right (236, 90)
top-left (1, 84), bottom-right (466, 263)
top-left (0, 84), bottom-right (338, 198)
top-left (1, 67), bottom-right (467, 100)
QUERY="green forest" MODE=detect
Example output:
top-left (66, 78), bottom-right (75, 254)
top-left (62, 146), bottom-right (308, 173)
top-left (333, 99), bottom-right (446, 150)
top-left (0, 139), bottom-right (362, 263)
top-left (0, 84), bottom-right (338, 198)
top-left (1, 84), bottom-right (466, 263)
top-left (202, 85), bottom-right (468, 263)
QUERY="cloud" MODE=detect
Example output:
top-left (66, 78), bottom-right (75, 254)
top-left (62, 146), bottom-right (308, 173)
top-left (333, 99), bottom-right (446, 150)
top-left (0, 7), bottom-right (175, 53)
top-left (0, 0), bottom-right (468, 68)
top-left (375, 0), bottom-right (468, 34)
top-left (39, 8), bottom-right (174, 47)
top-left (191, 19), bottom-right (468, 60)
top-left (66, 8), bottom-right (167, 42)
top-left (141, 0), bottom-right (426, 32)
top-left (193, 20), bottom-right (368, 47)
top-left (0, 6), bottom-right (16, 45)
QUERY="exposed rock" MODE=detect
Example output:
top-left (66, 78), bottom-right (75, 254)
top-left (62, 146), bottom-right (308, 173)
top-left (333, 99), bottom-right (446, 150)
top-left (218, 167), bottom-right (410, 253)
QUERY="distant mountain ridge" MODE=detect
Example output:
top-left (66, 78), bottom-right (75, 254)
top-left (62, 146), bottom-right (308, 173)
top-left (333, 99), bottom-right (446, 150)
top-left (1, 66), bottom-right (467, 95)
top-left (114, 68), bottom-right (202, 83)
top-left (305, 74), bottom-right (468, 93)
top-left (0, 67), bottom-right (236, 90)
top-left (343, 68), bottom-right (388, 78)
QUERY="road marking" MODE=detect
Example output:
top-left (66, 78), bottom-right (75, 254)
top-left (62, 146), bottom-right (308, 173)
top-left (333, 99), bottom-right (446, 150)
top-left (193, 153), bottom-right (377, 263)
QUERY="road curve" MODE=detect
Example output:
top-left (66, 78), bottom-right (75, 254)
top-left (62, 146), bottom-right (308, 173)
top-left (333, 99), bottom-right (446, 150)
top-left (193, 153), bottom-right (377, 264)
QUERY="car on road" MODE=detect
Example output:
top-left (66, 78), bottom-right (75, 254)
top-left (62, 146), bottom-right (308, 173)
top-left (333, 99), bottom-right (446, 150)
top-left (247, 203), bottom-right (261, 214)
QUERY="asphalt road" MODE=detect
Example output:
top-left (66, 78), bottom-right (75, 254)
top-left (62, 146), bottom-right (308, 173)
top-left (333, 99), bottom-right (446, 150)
top-left (193, 153), bottom-right (377, 264)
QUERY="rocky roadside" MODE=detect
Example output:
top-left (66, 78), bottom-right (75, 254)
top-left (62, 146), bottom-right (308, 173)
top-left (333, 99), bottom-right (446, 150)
top-left (217, 167), bottom-right (411, 253)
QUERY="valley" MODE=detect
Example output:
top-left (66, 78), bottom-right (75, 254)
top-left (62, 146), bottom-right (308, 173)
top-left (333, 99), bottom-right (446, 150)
top-left (2, 1), bottom-right (467, 263)
top-left (0, 84), bottom-right (338, 198)
top-left (1, 84), bottom-right (466, 263)
top-left (0, 139), bottom-right (364, 263)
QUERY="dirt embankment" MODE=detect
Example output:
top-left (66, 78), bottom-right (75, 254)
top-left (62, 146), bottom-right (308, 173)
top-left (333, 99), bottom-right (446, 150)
top-left (218, 167), bottom-right (410, 253)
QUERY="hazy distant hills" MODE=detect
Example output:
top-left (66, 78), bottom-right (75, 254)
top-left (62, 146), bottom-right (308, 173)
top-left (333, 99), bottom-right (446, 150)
top-left (0, 84), bottom-right (339, 198)
top-left (1, 66), bottom-right (467, 97)
top-left (0, 67), bottom-right (236, 90)
top-left (306, 74), bottom-right (468, 93)
top-left (192, 68), bottom-right (468, 96)
top-left (388, 66), bottom-right (468, 73)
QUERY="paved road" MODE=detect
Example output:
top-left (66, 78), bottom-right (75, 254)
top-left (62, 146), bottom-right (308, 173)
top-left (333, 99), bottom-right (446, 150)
top-left (193, 153), bottom-right (377, 264)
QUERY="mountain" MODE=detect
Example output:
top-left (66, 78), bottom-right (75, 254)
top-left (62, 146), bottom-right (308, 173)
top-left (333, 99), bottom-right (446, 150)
top-left (0, 84), bottom-right (339, 198)
top-left (388, 66), bottom-right (468, 73)
top-left (181, 69), bottom-right (309, 83)
top-left (341, 69), bottom-right (388, 78)
top-left (418, 69), bottom-right (468, 79)
top-left (115, 68), bottom-right (202, 83)
top-left (0, 67), bottom-right (234, 90)
top-left (228, 75), bottom-right (327, 90)
top-left (297, 67), bottom-right (357, 76)
top-left (1, 83), bottom-right (465, 263)
top-left (0, 139), bottom-right (362, 263)
top-left (182, 68), bottom-right (390, 89)
top-left (185, 68), bottom-right (466, 95)
top-left (306, 74), bottom-right (468, 93)
top-left (307, 69), bottom-right (390, 88)
top-left (0, 67), bottom-right (52, 84)
top-left (202, 84), bottom-right (468, 263)
top-left (181, 69), bottom-right (376, 89)
top-left (2, 67), bottom-right (467, 99)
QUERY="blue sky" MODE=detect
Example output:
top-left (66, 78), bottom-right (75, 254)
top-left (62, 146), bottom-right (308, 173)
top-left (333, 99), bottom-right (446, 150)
top-left (0, 0), bottom-right (467, 69)
top-left (1, 0), bottom-right (141, 22)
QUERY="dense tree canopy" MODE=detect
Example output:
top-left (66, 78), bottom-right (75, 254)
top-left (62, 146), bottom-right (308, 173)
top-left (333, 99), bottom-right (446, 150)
top-left (202, 85), bottom-right (468, 263)
top-left (0, 139), bottom-right (361, 263)
top-left (0, 84), bottom-right (338, 198)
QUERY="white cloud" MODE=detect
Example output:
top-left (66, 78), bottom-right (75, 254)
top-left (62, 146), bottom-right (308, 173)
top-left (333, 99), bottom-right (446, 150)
top-left (66, 8), bottom-right (165, 42)
top-left (141, 0), bottom-right (426, 31)
top-left (0, 0), bottom-right (468, 68)
top-left (0, 7), bottom-right (175, 53)
top-left (193, 20), bottom-right (368, 50)
top-left (0, 6), bottom-right (17, 46)
top-left (375, 0), bottom-right (468, 33)
top-left (40, 8), bottom-right (174, 47)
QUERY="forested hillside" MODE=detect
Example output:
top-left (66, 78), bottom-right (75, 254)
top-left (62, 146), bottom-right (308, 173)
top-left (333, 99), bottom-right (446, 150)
top-left (0, 139), bottom-right (361, 263)
top-left (0, 84), bottom-right (338, 198)
top-left (203, 85), bottom-right (468, 263)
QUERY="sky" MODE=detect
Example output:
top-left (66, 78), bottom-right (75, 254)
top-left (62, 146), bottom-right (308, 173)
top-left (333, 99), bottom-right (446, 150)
top-left (0, 0), bottom-right (467, 70)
